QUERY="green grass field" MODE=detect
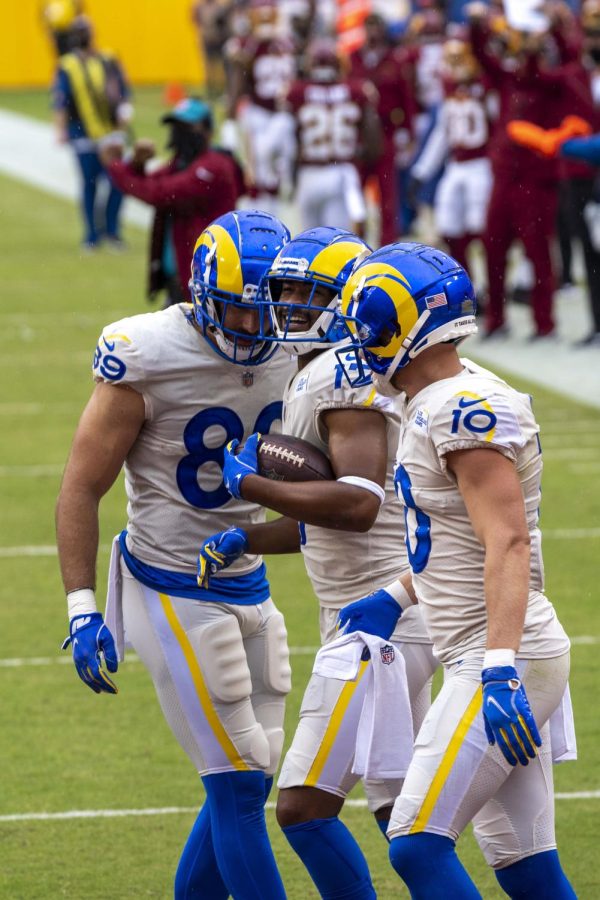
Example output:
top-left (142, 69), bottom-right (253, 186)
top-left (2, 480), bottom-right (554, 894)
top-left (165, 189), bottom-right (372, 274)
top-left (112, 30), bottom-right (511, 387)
top-left (0, 95), bottom-right (599, 898)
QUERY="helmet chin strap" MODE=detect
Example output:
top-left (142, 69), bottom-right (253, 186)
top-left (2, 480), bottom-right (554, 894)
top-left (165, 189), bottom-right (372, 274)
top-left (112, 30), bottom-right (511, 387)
top-left (375, 309), bottom-right (431, 383)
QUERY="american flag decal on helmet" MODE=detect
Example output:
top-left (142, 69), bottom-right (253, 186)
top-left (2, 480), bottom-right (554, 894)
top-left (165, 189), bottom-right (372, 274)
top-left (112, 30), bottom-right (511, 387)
top-left (380, 644), bottom-right (395, 665)
top-left (425, 291), bottom-right (448, 309)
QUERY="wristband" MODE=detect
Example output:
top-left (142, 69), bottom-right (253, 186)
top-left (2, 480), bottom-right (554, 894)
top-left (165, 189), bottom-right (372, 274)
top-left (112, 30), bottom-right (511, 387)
top-left (383, 579), bottom-right (411, 611)
top-left (67, 588), bottom-right (97, 619)
top-left (483, 648), bottom-right (516, 669)
top-left (337, 475), bottom-right (386, 504)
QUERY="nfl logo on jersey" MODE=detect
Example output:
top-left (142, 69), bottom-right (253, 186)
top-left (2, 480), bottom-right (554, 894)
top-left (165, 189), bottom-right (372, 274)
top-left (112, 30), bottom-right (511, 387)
top-left (380, 644), bottom-right (395, 665)
top-left (241, 371), bottom-right (254, 388)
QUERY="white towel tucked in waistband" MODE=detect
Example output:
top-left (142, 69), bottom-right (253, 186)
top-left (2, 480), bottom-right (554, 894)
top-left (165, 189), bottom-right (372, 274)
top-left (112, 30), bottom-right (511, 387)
top-left (550, 684), bottom-right (577, 763)
top-left (313, 630), bottom-right (414, 780)
top-left (104, 535), bottom-right (125, 661)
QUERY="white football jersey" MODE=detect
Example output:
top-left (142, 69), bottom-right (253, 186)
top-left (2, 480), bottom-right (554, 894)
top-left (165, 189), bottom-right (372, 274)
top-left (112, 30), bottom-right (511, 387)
top-left (282, 347), bottom-right (427, 641)
top-left (396, 358), bottom-right (570, 665)
top-left (93, 304), bottom-right (294, 575)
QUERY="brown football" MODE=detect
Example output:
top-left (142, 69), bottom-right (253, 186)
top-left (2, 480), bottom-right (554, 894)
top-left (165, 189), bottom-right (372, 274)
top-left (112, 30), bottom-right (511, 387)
top-left (257, 433), bottom-right (334, 482)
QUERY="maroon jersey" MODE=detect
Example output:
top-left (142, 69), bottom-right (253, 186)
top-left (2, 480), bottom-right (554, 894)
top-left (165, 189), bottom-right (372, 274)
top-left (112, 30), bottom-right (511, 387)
top-left (229, 35), bottom-right (297, 111)
top-left (285, 79), bottom-right (370, 165)
top-left (441, 79), bottom-right (493, 162)
top-left (348, 46), bottom-right (415, 137)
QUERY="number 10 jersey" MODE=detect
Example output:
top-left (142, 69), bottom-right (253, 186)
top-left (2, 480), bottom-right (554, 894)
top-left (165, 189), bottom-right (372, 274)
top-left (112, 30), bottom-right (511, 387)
top-left (396, 358), bottom-right (569, 665)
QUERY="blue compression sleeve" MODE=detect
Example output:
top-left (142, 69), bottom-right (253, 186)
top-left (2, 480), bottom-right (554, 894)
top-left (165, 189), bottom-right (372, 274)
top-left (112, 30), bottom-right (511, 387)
top-left (389, 833), bottom-right (482, 899)
top-left (175, 777), bottom-right (274, 898)
top-left (283, 816), bottom-right (376, 899)
top-left (202, 771), bottom-right (285, 900)
top-left (495, 850), bottom-right (577, 899)
top-left (174, 803), bottom-right (228, 900)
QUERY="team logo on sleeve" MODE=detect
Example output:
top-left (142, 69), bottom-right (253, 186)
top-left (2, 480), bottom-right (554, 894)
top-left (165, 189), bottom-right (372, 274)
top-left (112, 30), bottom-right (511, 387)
top-left (380, 644), bottom-right (395, 665)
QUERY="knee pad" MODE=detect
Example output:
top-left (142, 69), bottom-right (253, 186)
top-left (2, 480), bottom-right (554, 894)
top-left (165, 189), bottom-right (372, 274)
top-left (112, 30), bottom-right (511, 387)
top-left (192, 615), bottom-right (252, 704)
top-left (262, 610), bottom-right (292, 695)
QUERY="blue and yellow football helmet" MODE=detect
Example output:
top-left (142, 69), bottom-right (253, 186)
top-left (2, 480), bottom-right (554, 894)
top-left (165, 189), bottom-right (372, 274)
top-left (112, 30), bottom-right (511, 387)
top-left (263, 226), bottom-right (371, 356)
top-left (339, 242), bottom-right (477, 385)
top-left (190, 209), bottom-right (290, 365)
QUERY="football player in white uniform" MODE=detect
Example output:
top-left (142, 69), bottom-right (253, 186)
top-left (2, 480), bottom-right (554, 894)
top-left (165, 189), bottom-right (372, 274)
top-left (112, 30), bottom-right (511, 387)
top-left (336, 243), bottom-right (576, 899)
top-left (197, 228), bottom-right (437, 899)
top-left (56, 210), bottom-right (295, 900)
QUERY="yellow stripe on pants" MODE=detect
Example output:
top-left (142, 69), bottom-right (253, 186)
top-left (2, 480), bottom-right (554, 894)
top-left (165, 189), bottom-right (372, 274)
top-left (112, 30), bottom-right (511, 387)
top-left (159, 593), bottom-right (249, 771)
top-left (409, 686), bottom-right (483, 833)
top-left (304, 660), bottom-right (369, 787)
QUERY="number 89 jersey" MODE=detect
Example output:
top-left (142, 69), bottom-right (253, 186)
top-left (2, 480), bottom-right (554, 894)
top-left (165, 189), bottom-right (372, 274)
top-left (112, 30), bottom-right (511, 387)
top-left (93, 304), bottom-right (294, 575)
top-left (396, 358), bottom-right (569, 666)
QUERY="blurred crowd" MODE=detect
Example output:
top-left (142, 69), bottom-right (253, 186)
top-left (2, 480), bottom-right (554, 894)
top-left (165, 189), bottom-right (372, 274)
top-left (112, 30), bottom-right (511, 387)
top-left (43, 0), bottom-right (600, 346)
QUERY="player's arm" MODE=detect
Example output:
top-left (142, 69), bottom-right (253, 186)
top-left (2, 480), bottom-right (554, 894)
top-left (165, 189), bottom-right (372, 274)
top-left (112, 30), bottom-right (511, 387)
top-left (56, 382), bottom-right (145, 693)
top-left (447, 446), bottom-right (543, 766)
top-left (56, 382), bottom-right (145, 593)
top-left (445, 447), bottom-right (530, 652)
top-left (229, 408), bottom-right (388, 532)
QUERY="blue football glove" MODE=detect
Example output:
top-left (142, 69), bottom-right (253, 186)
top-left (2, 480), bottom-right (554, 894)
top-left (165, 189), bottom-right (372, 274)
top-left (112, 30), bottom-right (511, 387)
top-left (61, 613), bottom-right (118, 695)
top-left (337, 589), bottom-right (403, 640)
top-left (197, 526), bottom-right (249, 588)
top-left (223, 432), bottom-right (261, 499)
top-left (481, 666), bottom-right (542, 766)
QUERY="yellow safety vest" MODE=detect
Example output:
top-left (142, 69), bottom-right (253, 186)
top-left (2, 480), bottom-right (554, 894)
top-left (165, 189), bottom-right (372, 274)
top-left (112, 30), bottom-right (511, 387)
top-left (60, 51), bottom-right (115, 140)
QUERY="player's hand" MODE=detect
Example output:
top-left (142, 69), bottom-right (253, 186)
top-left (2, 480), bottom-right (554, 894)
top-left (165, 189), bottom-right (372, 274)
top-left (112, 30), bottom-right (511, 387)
top-left (197, 526), bottom-right (249, 587)
top-left (481, 666), bottom-right (542, 766)
top-left (62, 613), bottom-right (119, 694)
top-left (223, 432), bottom-right (261, 499)
top-left (98, 141), bottom-right (124, 167)
top-left (338, 589), bottom-right (403, 640)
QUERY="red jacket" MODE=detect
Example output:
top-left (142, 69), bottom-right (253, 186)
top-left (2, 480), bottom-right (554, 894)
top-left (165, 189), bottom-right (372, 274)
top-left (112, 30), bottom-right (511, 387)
top-left (108, 148), bottom-right (243, 298)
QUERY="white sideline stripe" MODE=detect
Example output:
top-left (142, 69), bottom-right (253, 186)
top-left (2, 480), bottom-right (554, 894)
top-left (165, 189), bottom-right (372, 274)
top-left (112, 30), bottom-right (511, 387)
top-left (2, 792), bottom-right (598, 822)
top-left (1, 635), bottom-right (597, 669)
top-left (2, 527), bottom-right (600, 560)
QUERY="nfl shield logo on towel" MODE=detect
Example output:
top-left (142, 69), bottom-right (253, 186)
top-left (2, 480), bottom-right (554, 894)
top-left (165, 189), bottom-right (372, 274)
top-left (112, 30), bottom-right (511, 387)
top-left (380, 644), bottom-right (395, 665)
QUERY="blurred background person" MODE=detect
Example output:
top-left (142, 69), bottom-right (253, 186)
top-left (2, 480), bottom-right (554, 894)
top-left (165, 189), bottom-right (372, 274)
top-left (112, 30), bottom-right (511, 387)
top-left (399, 0), bottom-right (446, 236)
top-left (274, 37), bottom-right (382, 236)
top-left (223, 0), bottom-right (297, 214)
top-left (348, 12), bottom-right (416, 245)
top-left (52, 14), bottom-right (132, 251)
top-left (467, 1), bottom-right (586, 339)
top-left (409, 33), bottom-right (493, 288)
top-left (100, 97), bottom-right (244, 307)
top-left (41, 0), bottom-right (84, 57)
top-left (190, 0), bottom-right (232, 97)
